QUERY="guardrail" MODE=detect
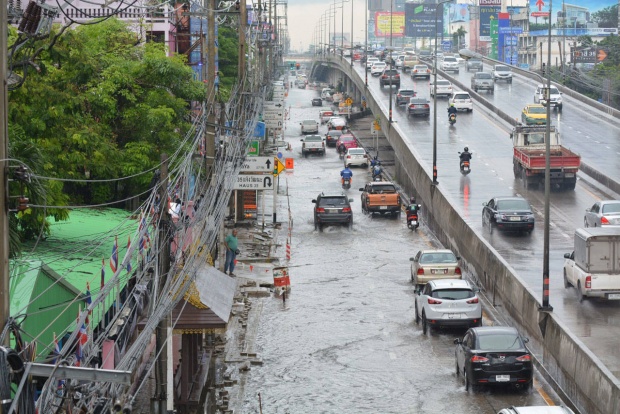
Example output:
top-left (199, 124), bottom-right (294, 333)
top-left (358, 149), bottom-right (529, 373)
top-left (315, 55), bottom-right (620, 414)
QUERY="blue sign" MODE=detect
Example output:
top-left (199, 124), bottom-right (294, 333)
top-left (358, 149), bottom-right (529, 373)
top-left (277, 152), bottom-right (283, 159)
top-left (441, 40), bottom-right (452, 51)
top-left (499, 26), bottom-right (523, 34)
top-left (253, 122), bottom-right (266, 139)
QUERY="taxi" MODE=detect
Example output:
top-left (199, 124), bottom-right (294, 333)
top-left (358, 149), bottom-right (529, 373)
top-left (521, 104), bottom-right (547, 125)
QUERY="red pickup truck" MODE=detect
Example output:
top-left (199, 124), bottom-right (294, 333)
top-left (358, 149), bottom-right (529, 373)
top-left (511, 125), bottom-right (580, 190)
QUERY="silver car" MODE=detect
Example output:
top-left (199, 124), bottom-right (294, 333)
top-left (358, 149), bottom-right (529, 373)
top-left (584, 200), bottom-right (620, 227)
top-left (414, 279), bottom-right (482, 334)
top-left (410, 249), bottom-right (462, 286)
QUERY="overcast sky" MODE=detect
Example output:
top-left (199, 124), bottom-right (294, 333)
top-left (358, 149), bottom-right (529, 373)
top-left (286, 0), bottom-right (368, 51)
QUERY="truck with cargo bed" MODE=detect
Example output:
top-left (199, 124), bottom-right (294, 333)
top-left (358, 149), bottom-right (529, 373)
top-left (511, 125), bottom-right (581, 190)
top-left (563, 228), bottom-right (620, 302)
top-left (359, 181), bottom-right (401, 216)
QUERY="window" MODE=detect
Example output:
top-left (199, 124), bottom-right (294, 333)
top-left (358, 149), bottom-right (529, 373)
top-left (477, 334), bottom-right (523, 351)
top-left (432, 288), bottom-right (474, 300)
top-left (602, 203), bottom-right (620, 214)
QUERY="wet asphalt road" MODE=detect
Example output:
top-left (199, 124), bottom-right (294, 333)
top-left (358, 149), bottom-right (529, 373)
top-left (347, 59), bottom-right (620, 377)
top-left (231, 82), bottom-right (566, 414)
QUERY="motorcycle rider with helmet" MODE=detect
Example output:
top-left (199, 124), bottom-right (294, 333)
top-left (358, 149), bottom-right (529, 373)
top-left (406, 196), bottom-right (421, 229)
top-left (340, 165), bottom-right (353, 185)
top-left (447, 103), bottom-right (458, 124)
top-left (337, 142), bottom-right (347, 158)
top-left (459, 147), bottom-right (472, 171)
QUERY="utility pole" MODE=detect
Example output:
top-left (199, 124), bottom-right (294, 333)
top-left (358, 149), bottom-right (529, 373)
top-left (239, 0), bottom-right (247, 80)
top-left (206, 0), bottom-right (217, 186)
top-left (154, 154), bottom-right (170, 414)
top-left (0, 0), bottom-right (10, 350)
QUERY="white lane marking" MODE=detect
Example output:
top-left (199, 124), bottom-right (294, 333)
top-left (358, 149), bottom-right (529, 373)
top-left (389, 352), bottom-right (397, 360)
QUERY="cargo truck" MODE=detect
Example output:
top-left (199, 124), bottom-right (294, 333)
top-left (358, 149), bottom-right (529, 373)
top-left (563, 228), bottom-right (620, 302)
top-left (511, 125), bottom-right (581, 190)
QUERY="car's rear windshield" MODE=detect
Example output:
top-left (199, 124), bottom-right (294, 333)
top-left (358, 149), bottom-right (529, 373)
top-left (384, 70), bottom-right (398, 75)
top-left (527, 106), bottom-right (546, 114)
top-left (602, 203), bottom-right (620, 214)
top-left (319, 197), bottom-right (348, 207)
top-left (340, 136), bottom-right (355, 142)
top-left (436, 80), bottom-right (451, 85)
top-left (348, 149), bottom-right (366, 155)
top-left (444, 57), bottom-right (457, 62)
top-left (495, 65), bottom-right (510, 71)
top-left (399, 90), bottom-right (415, 95)
top-left (432, 288), bottom-right (474, 300)
top-left (549, 87), bottom-right (560, 95)
top-left (454, 93), bottom-right (470, 99)
top-left (302, 120), bottom-right (316, 125)
top-left (415, 65), bottom-right (428, 70)
top-left (370, 184), bottom-right (396, 193)
top-left (420, 252), bottom-right (457, 264)
top-left (496, 199), bottom-right (530, 210)
top-left (476, 73), bottom-right (492, 79)
top-left (327, 130), bottom-right (342, 136)
top-left (477, 334), bottom-right (523, 351)
top-left (304, 136), bottom-right (322, 141)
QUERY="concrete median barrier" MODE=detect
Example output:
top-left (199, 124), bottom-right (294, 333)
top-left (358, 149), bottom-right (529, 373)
top-left (316, 55), bottom-right (620, 414)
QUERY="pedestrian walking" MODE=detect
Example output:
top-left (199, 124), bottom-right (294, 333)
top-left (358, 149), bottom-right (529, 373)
top-left (224, 229), bottom-right (239, 276)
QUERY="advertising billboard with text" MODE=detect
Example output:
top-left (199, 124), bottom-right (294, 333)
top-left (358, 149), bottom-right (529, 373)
top-left (479, 0), bottom-right (501, 41)
top-left (374, 12), bottom-right (406, 37)
top-left (529, 0), bottom-right (618, 36)
top-left (405, 2), bottom-right (444, 38)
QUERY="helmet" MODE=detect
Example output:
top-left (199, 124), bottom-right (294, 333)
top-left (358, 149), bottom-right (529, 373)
top-left (464, 147), bottom-right (469, 152)
top-left (450, 103), bottom-right (455, 107)
top-left (410, 196), bottom-right (416, 204)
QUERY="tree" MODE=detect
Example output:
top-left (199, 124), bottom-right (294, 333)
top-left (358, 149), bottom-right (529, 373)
top-left (8, 18), bottom-right (206, 243)
top-left (452, 27), bottom-right (467, 51)
top-left (218, 26), bottom-right (240, 100)
top-left (592, 5), bottom-right (618, 28)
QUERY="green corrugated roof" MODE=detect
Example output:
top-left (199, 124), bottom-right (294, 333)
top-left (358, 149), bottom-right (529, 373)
top-left (10, 208), bottom-right (142, 357)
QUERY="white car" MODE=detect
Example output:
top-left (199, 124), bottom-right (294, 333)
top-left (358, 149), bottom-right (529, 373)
top-left (300, 119), bottom-right (319, 134)
top-left (370, 62), bottom-right (387, 76)
top-left (497, 407), bottom-right (575, 414)
top-left (394, 54), bottom-right (406, 69)
top-left (534, 84), bottom-right (563, 110)
top-left (430, 79), bottom-right (453, 97)
top-left (414, 279), bottom-right (482, 334)
top-left (366, 57), bottom-right (379, 69)
top-left (344, 148), bottom-right (369, 168)
top-left (449, 91), bottom-right (473, 112)
top-left (493, 64), bottom-right (513, 83)
top-left (441, 57), bottom-right (459, 73)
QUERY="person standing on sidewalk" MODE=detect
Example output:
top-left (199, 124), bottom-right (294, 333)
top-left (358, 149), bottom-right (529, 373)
top-left (224, 229), bottom-right (239, 276)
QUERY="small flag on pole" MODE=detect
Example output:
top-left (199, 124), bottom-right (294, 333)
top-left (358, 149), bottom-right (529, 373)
top-left (110, 236), bottom-right (118, 273)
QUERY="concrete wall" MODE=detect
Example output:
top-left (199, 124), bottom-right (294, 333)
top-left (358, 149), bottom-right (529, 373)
top-left (314, 55), bottom-right (620, 414)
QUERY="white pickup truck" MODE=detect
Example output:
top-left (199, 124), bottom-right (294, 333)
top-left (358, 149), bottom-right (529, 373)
top-left (563, 227), bottom-right (620, 302)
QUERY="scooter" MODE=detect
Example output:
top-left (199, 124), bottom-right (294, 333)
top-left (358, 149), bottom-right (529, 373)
top-left (338, 146), bottom-right (346, 160)
top-left (372, 165), bottom-right (383, 182)
top-left (342, 177), bottom-right (351, 190)
top-left (449, 112), bottom-right (457, 125)
top-left (407, 208), bottom-right (420, 231)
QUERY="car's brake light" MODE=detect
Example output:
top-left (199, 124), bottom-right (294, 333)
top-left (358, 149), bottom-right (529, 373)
top-left (342, 207), bottom-right (352, 213)
top-left (346, 155), bottom-right (351, 159)
top-left (427, 298), bottom-right (442, 305)
top-left (471, 355), bottom-right (489, 363)
top-left (601, 216), bottom-right (610, 225)
top-left (516, 354), bottom-right (531, 362)
top-left (316, 208), bottom-right (325, 213)
top-left (455, 267), bottom-right (462, 275)
top-left (466, 297), bottom-right (478, 304)
top-left (424, 104), bottom-right (430, 108)
top-left (417, 268), bottom-right (424, 275)
top-left (585, 275), bottom-right (591, 289)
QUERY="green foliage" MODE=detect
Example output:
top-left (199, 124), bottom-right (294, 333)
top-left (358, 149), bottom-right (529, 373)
top-left (8, 18), bottom-right (206, 243)
top-left (592, 5), bottom-right (618, 28)
top-left (218, 26), bottom-right (240, 99)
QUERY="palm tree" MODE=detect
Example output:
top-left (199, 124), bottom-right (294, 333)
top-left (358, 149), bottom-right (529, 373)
top-left (452, 27), bottom-right (468, 51)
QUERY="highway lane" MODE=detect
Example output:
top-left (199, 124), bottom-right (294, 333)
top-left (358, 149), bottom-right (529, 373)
top-left (340, 59), bottom-right (620, 379)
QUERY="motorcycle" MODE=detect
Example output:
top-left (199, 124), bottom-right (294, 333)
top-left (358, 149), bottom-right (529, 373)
top-left (449, 112), bottom-right (457, 125)
top-left (407, 206), bottom-right (421, 231)
top-left (342, 177), bottom-right (351, 190)
top-left (372, 165), bottom-right (383, 182)
top-left (338, 146), bottom-right (347, 160)
top-left (458, 152), bottom-right (472, 176)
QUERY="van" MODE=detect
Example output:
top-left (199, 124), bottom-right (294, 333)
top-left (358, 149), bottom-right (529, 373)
top-left (402, 53), bottom-right (419, 72)
top-left (319, 110), bottom-right (334, 124)
top-left (321, 88), bottom-right (333, 100)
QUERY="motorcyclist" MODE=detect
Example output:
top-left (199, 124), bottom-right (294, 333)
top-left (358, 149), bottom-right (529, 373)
top-left (447, 103), bottom-right (458, 117)
top-left (459, 147), bottom-right (472, 162)
top-left (372, 163), bottom-right (383, 180)
top-left (340, 166), bottom-right (353, 184)
top-left (337, 142), bottom-right (347, 157)
top-left (406, 196), bottom-right (420, 215)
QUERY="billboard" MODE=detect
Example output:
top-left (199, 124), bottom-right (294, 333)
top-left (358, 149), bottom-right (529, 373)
top-left (479, 0), bottom-right (501, 41)
top-left (405, 2), bottom-right (444, 38)
top-left (529, 0), bottom-right (619, 36)
top-left (374, 12), bottom-right (406, 37)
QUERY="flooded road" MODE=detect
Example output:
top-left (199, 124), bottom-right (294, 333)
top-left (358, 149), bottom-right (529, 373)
top-left (226, 79), bottom-right (565, 414)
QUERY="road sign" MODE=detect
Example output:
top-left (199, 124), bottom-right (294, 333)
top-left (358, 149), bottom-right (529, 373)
top-left (264, 119), bottom-right (284, 128)
top-left (247, 140), bottom-right (260, 156)
top-left (241, 156), bottom-right (273, 172)
top-left (273, 157), bottom-right (285, 176)
top-left (234, 174), bottom-right (274, 190)
top-left (264, 101), bottom-right (284, 109)
top-left (345, 98), bottom-right (353, 106)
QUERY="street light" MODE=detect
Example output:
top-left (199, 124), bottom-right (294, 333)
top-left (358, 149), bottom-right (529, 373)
top-left (388, 0), bottom-right (394, 123)
top-left (432, 0), bottom-right (454, 186)
top-left (350, 0), bottom-right (354, 67)
top-left (364, 0), bottom-right (368, 86)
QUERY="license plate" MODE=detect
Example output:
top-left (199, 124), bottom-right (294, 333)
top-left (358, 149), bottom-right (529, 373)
top-left (380, 206), bottom-right (388, 210)
top-left (496, 375), bottom-right (510, 382)
top-left (327, 209), bottom-right (337, 214)
top-left (431, 269), bottom-right (447, 274)
top-left (608, 293), bottom-right (620, 300)
top-left (509, 216), bottom-right (521, 221)
top-left (447, 314), bottom-right (461, 319)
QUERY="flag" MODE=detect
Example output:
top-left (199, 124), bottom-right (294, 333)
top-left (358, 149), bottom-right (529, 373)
top-left (126, 236), bottom-right (132, 273)
top-left (84, 282), bottom-right (92, 325)
top-left (101, 259), bottom-right (105, 290)
top-left (76, 309), bottom-right (88, 367)
top-left (110, 236), bottom-right (118, 273)
top-left (53, 333), bottom-right (61, 363)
